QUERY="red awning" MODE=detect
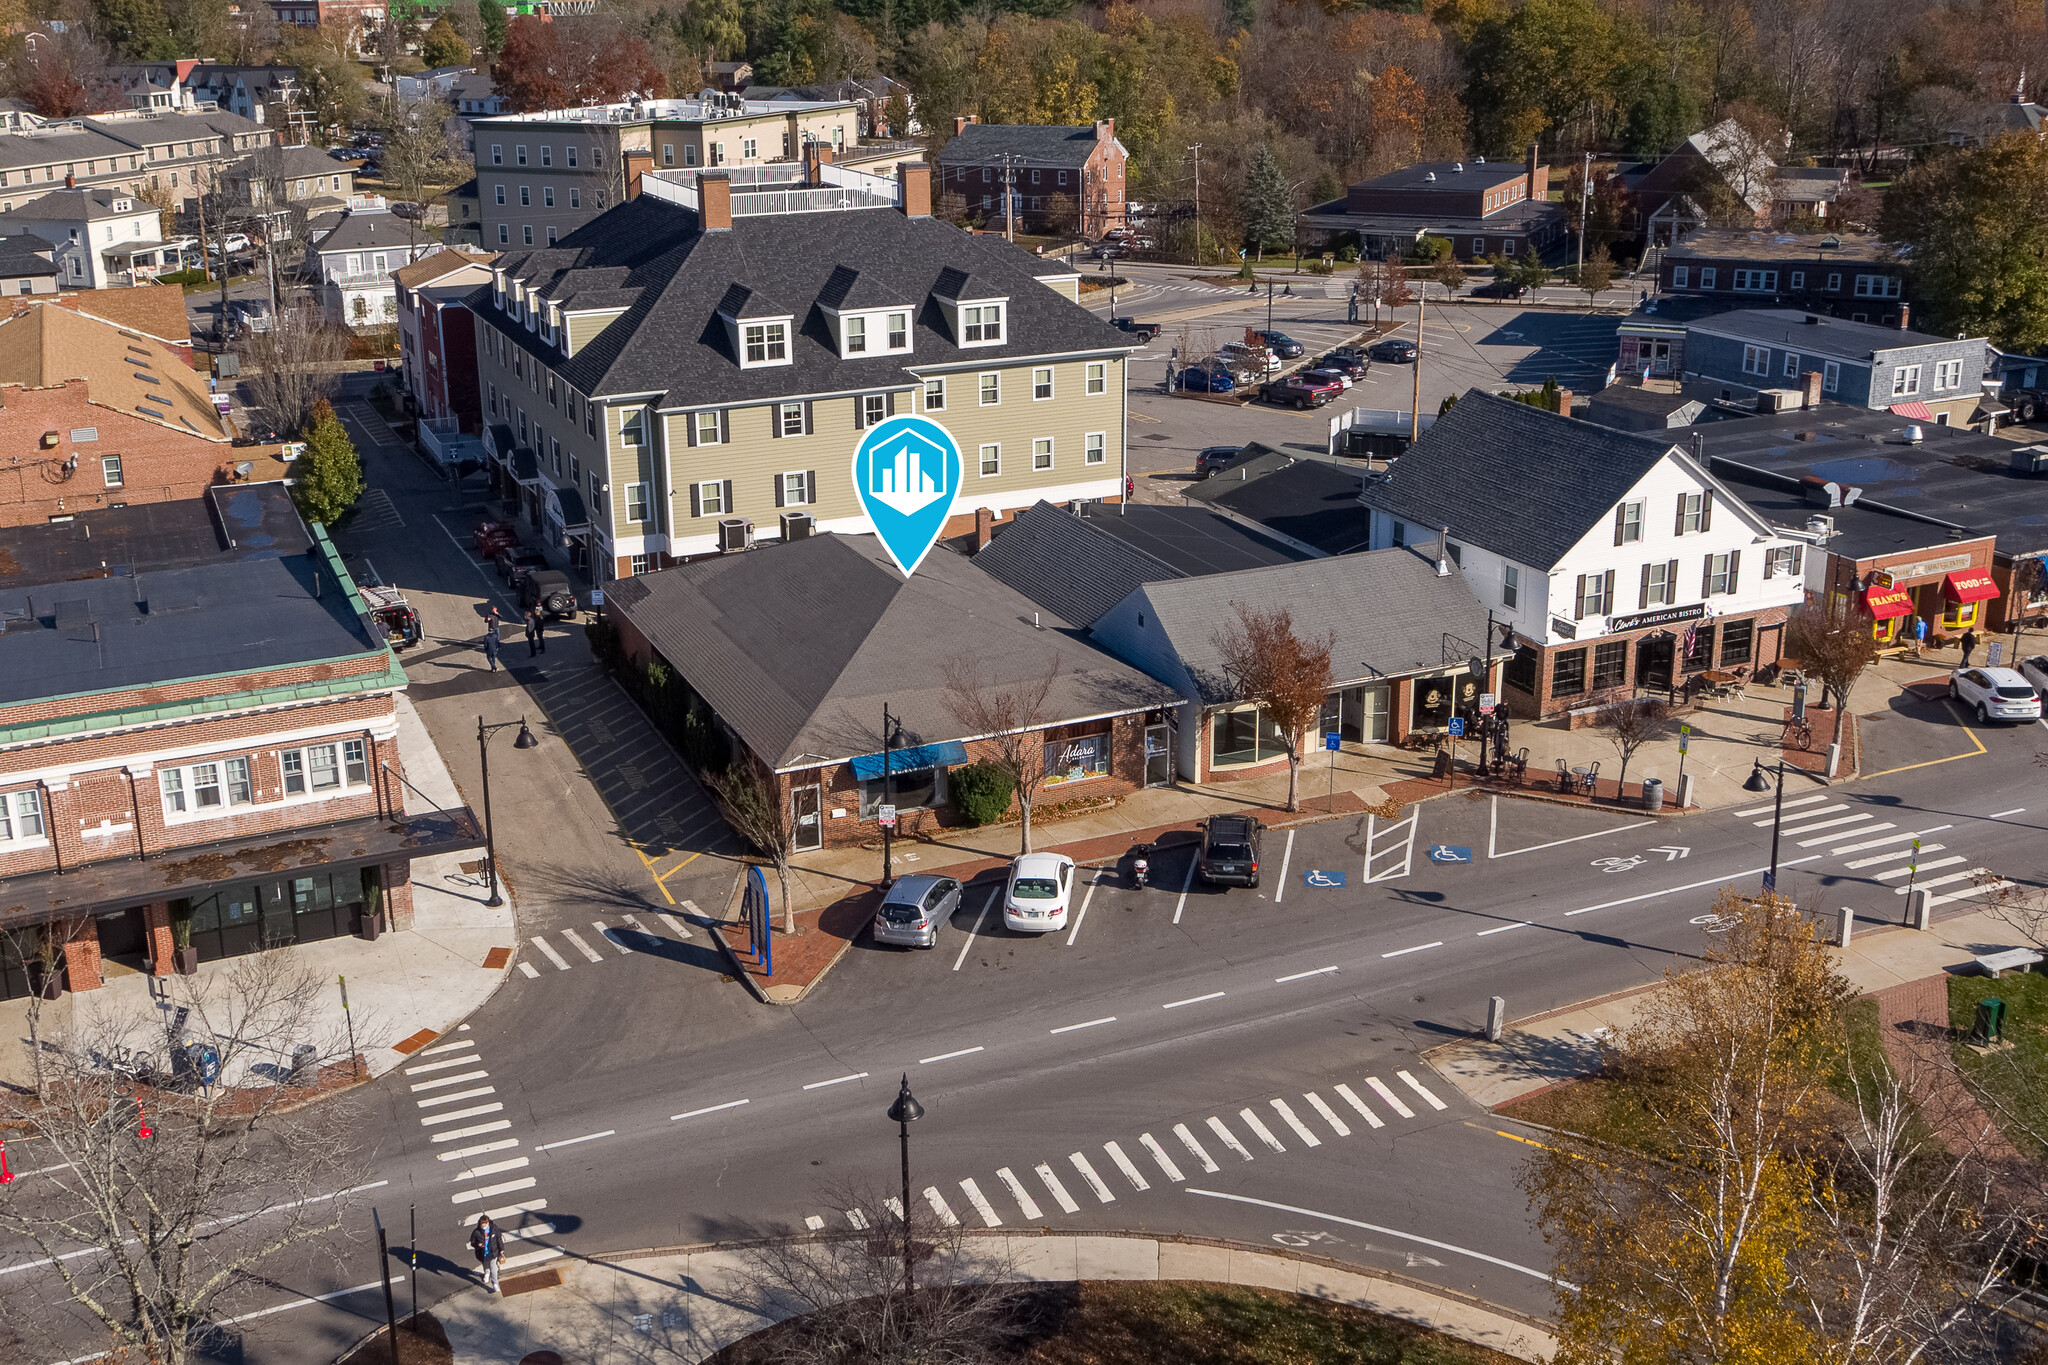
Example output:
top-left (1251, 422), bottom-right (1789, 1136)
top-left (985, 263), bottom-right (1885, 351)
top-left (1889, 401), bottom-right (1936, 421)
top-left (1864, 584), bottom-right (1915, 620)
top-left (1943, 569), bottom-right (2000, 604)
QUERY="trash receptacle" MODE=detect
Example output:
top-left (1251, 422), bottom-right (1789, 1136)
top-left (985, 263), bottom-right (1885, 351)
top-left (1642, 777), bottom-right (1665, 812)
top-left (290, 1043), bottom-right (318, 1087)
top-left (1970, 997), bottom-right (2006, 1046)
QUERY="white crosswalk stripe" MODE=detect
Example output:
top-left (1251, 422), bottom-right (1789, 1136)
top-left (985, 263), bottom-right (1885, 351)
top-left (1877, 856), bottom-right (1963, 881)
top-left (959, 1178), bottom-right (1003, 1226)
top-left (1739, 793), bottom-right (1827, 817)
top-left (1269, 1098), bottom-right (1320, 1147)
top-left (923, 1186), bottom-right (961, 1227)
top-left (1928, 880), bottom-right (2014, 909)
top-left (845, 1208), bottom-right (870, 1230)
top-left (448, 1157), bottom-right (528, 1181)
top-left (1206, 1115), bottom-right (1254, 1161)
top-left (804, 1215), bottom-right (825, 1230)
top-left (502, 1248), bottom-right (562, 1270)
top-left (417, 1086), bottom-right (495, 1108)
top-left (1035, 1162), bottom-right (1081, 1213)
top-left (1068, 1152), bottom-right (1116, 1203)
top-left (883, 1196), bottom-right (905, 1221)
top-left (438, 1138), bottom-right (519, 1162)
top-left (1334, 1083), bottom-right (1384, 1128)
top-left (1846, 845), bottom-right (1933, 869)
top-left (420, 1039), bottom-right (476, 1056)
top-left (1398, 1070), bottom-right (1448, 1111)
top-left (503, 1222), bottom-right (556, 1242)
top-left (405, 1056), bottom-right (480, 1076)
top-left (1832, 828), bottom-right (1940, 855)
top-left (558, 928), bottom-right (605, 962)
top-left (1304, 1092), bottom-right (1350, 1137)
top-left (1757, 803), bottom-right (1844, 826)
top-left (411, 1069), bottom-right (489, 1092)
top-left (1806, 823), bottom-right (1895, 848)
top-left (1104, 1141), bottom-right (1150, 1191)
top-left (1897, 868), bottom-right (1993, 894)
top-left (451, 1175), bottom-right (537, 1204)
top-left (1778, 813), bottom-right (1871, 837)
top-left (1142, 1133), bottom-right (1187, 1181)
top-left (422, 1103), bottom-right (503, 1126)
top-left (1174, 1123), bottom-right (1218, 1171)
top-left (463, 1199), bottom-right (546, 1227)
top-left (531, 936), bottom-right (571, 971)
top-left (1365, 1077), bottom-right (1415, 1119)
top-left (1238, 1107), bottom-right (1286, 1153)
top-left (593, 920), bottom-right (633, 954)
top-left (518, 961), bottom-right (540, 978)
top-left (434, 1120), bottom-right (511, 1143)
top-left (996, 1167), bottom-right (1044, 1220)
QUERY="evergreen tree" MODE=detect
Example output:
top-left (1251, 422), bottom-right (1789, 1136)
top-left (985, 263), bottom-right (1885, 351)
top-left (421, 15), bottom-right (470, 66)
top-left (1241, 144), bottom-right (1292, 261)
top-left (478, 0), bottom-right (506, 61)
top-left (93, 0), bottom-right (175, 60)
top-left (294, 400), bottom-right (364, 527)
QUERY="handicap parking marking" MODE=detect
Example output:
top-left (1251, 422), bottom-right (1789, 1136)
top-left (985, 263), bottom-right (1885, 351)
top-left (1302, 869), bottom-right (1346, 888)
top-left (1427, 845), bottom-right (1473, 864)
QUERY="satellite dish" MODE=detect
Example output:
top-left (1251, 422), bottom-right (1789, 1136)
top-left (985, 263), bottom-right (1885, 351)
top-left (235, 460), bottom-right (254, 477)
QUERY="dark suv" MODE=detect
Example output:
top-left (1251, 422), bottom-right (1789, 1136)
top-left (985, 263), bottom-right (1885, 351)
top-left (1197, 815), bottom-right (1263, 888)
top-left (519, 569), bottom-right (579, 619)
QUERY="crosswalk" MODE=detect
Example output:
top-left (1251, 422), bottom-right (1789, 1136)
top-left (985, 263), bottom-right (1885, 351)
top-left (796, 1068), bottom-right (1449, 1233)
top-left (517, 905), bottom-right (699, 980)
top-left (1738, 797), bottom-right (2011, 911)
top-left (403, 1033), bottom-right (560, 1277)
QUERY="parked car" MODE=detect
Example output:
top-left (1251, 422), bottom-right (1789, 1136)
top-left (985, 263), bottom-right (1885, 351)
top-left (1368, 338), bottom-right (1419, 363)
top-left (519, 569), bottom-right (579, 620)
top-left (1110, 317), bottom-right (1161, 341)
top-left (472, 521), bottom-right (520, 556)
top-left (356, 584), bottom-right (420, 650)
top-left (1221, 341), bottom-right (1282, 375)
top-left (1207, 353), bottom-right (1260, 386)
top-left (1178, 365), bottom-right (1235, 394)
top-left (1197, 815), bottom-right (1262, 888)
top-left (1258, 375), bottom-right (1341, 409)
top-left (1252, 330), bottom-right (1305, 359)
top-left (1003, 852), bottom-right (1076, 932)
top-left (226, 299), bottom-right (274, 336)
top-left (871, 874), bottom-right (961, 949)
top-left (1196, 445), bottom-right (1241, 477)
top-left (1315, 354), bottom-right (1370, 380)
top-left (1949, 667), bottom-right (2043, 724)
top-left (2021, 653), bottom-right (2048, 695)
top-left (1303, 365), bottom-right (1354, 391)
top-left (1473, 278), bottom-right (1528, 299)
top-left (494, 546), bottom-right (549, 583)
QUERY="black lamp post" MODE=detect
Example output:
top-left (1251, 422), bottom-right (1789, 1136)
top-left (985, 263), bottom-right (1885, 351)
top-left (879, 705), bottom-right (901, 888)
top-left (886, 1074), bottom-right (925, 1297)
top-left (476, 715), bottom-right (539, 907)
top-left (1743, 758), bottom-right (1787, 894)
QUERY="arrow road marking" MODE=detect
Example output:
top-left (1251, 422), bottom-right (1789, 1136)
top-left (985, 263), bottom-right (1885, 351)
top-left (1649, 846), bottom-right (1690, 861)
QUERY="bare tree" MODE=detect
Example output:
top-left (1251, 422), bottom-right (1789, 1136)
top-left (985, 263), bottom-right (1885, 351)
top-left (1212, 603), bottom-right (1333, 812)
top-left (0, 953), bottom-right (375, 1365)
top-left (1595, 697), bottom-right (1670, 802)
top-left (0, 924), bottom-right (63, 1102)
top-left (238, 301), bottom-right (348, 438)
top-left (705, 759), bottom-right (797, 936)
top-left (1787, 604), bottom-right (1880, 711)
top-left (379, 97), bottom-right (465, 258)
top-left (941, 652), bottom-right (1062, 854)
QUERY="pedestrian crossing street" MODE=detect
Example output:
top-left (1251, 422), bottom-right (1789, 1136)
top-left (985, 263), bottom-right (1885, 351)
top-left (404, 1034), bottom-right (560, 1274)
top-left (516, 904), bottom-right (700, 979)
top-left (796, 1068), bottom-right (1450, 1233)
top-left (1740, 794), bottom-right (2014, 910)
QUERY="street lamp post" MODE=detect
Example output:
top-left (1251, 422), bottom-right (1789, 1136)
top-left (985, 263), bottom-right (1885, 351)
top-left (1743, 758), bottom-right (1788, 894)
top-left (880, 705), bottom-right (900, 888)
top-left (887, 1074), bottom-right (925, 1298)
top-left (476, 715), bottom-right (540, 907)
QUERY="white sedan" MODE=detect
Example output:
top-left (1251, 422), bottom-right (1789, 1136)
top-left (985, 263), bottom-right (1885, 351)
top-left (1002, 852), bottom-right (1076, 933)
top-left (1950, 667), bottom-right (2044, 725)
top-left (2020, 653), bottom-right (2048, 697)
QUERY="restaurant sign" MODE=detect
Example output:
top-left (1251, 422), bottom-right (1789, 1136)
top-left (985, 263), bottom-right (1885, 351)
top-left (1605, 602), bottom-right (1707, 635)
top-left (1883, 553), bottom-right (1973, 583)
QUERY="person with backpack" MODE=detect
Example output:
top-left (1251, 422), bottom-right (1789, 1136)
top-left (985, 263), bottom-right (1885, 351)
top-left (469, 1214), bottom-right (502, 1291)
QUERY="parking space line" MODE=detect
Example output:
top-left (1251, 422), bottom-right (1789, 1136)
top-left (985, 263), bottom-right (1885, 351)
top-left (1066, 873), bottom-right (1101, 946)
top-left (952, 887), bottom-right (997, 972)
top-left (1274, 829), bottom-right (1296, 902)
top-left (1172, 853), bottom-right (1196, 925)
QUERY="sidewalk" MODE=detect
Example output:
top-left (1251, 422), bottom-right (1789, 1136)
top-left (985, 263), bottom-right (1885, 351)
top-left (0, 694), bottom-right (519, 1092)
top-left (1426, 903), bottom-right (2037, 1111)
top-left (419, 1232), bottom-right (1556, 1364)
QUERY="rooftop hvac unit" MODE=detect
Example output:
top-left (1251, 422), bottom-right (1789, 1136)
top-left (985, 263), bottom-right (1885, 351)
top-left (2011, 445), bottom-right (2048, 475)
top-left (779, 511), bottom-right (815, 541)
top-left (717, 517), bottom-right (754, 552)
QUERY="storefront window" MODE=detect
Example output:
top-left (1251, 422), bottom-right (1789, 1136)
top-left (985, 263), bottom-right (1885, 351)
top-left (1211, 706), bottom-right (1288, 766)
top-left (1591, 641), bottom-right (1627, 690)
top-left (1720, 620), bottom-right (1754, 666)
top-left (859, 766), bottom-right (942, 817)
top-left (1552, 650), bottom-right (1587, 698)
top-left (1683, 622), bottom-right (1715, 673)
top-left (1044, 725), bottom-right (1111, 786)
top-left (1412, 675), bottom-right (1457, 728)
top-left (1504, 646), bottom-right (1538, 694)
top-left (1942, 600), bottom-right (1978, 630)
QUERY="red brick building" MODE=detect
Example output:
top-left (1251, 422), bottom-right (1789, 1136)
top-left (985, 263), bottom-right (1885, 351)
top-left (396, 248), bottom-right (497, 432)
top-left (0, 487), bottom-right (482, 1000)
top-left (0, 302), bottom-right (259, 527)
top-left (936, 117), bottom-right (1128, 238)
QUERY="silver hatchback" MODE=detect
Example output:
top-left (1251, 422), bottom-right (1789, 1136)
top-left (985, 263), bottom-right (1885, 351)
top-left (872, 874), bottom-right (962, 949)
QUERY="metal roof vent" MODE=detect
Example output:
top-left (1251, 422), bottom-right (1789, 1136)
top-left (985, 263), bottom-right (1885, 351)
top-left (1905, 424), bottom-right (1924, 443)
top-left (1452, 162), bottom-right (1464, 173)
top-left (1424, 171), bottom-right (1437, 182)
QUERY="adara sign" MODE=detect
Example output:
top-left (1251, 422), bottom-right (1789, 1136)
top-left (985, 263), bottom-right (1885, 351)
top-left (851, 414), bottom-right (963, 578)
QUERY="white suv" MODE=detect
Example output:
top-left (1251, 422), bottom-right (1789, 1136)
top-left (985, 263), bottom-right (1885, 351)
top-left (1949, 667), bottom-right (2044, 725)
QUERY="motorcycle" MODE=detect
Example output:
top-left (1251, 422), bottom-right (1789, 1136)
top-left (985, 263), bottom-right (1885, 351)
top-left (1131, 846), bottom-right (1150, 890)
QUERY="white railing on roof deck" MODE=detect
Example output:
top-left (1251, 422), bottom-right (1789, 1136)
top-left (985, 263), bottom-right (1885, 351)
top-left (639, 173), bottom-right (698, 211)
top-left (821, 161), bottom-right (901, 205)
top-left (730, 186), bottom-right (894, 215)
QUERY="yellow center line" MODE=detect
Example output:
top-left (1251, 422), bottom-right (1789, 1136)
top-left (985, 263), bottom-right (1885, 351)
top-left (627, 845), bottom-right (678, 906)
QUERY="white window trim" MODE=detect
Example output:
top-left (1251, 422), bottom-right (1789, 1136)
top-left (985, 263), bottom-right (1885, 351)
top-left (781, 470), bottom-right (813, 505)
top-left (923, 377), bottom-right (946, 411)
top-left (157, 756), bottom-right (256, 825)
top-left (1823, 360), bottom-right (1840, 393)
top-left (277, 740), bottom-right (371, 806)
top-left (1032, 437), bottom-right (1054, 471)
top-left (696, 479), bottom-right (727, 515)
top-left (1083, 431), bottom-right (1106, 465)
top-left (691, 411), bottom-right (721, 445)
top-left (835, 309), bottom-right (913, 360)
top-left (739, 318), bottom-right (793, 369)
top-left (0, 788), bottom-right (47, 847)
top-left (957, 299), bottom-right (1007, 348)
top-left (978, 442), bottom-right (1000, 476)
top-left (1893, 364), bottom-right (1921, 397)
top-left (978, 372), bottom-right (1000, 406)
top-left (1032, 367), bottom-right (1055, 401)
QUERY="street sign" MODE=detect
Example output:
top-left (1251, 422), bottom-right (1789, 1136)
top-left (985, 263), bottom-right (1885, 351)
top-left (1428, 845), bottom-right (1473, 863)
top-left (1478, 693), bottom-right (1496, 713)
top-left (1679, 722), bottom-right (1691, 754)
top-left (877, 804), bottom-right (897, 828)
top-left (1448, 717), bottom-right (1465, 737)
top-left (1303, 869), bottom-right (1346, 888)
top-left (1325, 732), bottom-right (1341, 751)
top-left (1987, 641), bottom-right (2005, 667)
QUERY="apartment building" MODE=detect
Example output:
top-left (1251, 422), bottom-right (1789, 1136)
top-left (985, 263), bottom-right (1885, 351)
top-left (396, 248), bottom-right (496, 430)
top-left (306, 200), bottom-right (442, 327)
top-left (936, 116), bottom-right (1128, 237)
top-left (0, 186), bottom-right (163, 289)
top-left (0, 107), bottom-right (277, 217)
top-left (0, 484), bottom-right (481, 1000)
top-left (469, 92), bottom-right (864, 246)
top-left (472, 161), bottom-right (1130, 578)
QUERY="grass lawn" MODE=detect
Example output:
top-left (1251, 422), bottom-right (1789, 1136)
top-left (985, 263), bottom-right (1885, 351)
top-left (1949, 969), bottom-right (2048, 1160)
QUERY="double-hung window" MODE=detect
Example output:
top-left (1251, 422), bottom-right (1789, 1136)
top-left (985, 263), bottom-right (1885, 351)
top-left (102, 455), bottom-right (123, 487)
top-left (1784, 351), bottom-right (1802, 378)
top-left (0, 788), bottom-right (43, 840)
top-left (1892, 365), bottom-right (1921, 397)
top-left (1823, 360), bottom-right (1840, 393)
top-left (1501, 564), bottom-right (1519, 609)
top-left (860, 394), bottom-right (886, 426)
top-left (1935, 358), bottom-right (1963, 390)
top-left (281, 740), bottom-right (366, 797)
top-left (1704, 552), bottom-right (1738, 596)
top-left (1084, 432), bottom-right (1105, 464)
top-left (1672, 265), bottom-right (1689, 288)
top-left (779, 470), bottom-right (811, 504)
top-left (1086, 361), bottom-right (1107, 394)
top-left (697, 480), bottom-right (726, 515)
top-left (1032, 367), bottom-right (1053, 399)
top-left (1678, 491), bottom-right (1707, 534)
top-left (1032, 437), bottom-right (1054, 470)
top-left (923, 378), bottom-right (945, 411)
top-left (778, 402), bottom-right (805, 436)
top-left (845, 316), bottom-right (867, 354)
top-left (692, 411), bottom-right (720, 445)
top-left (979, 443), bottom-right (1000, 476)
top-left (886, 312), bottom-right (908, 349)
top-left (1614, 499), bottom-right (1643, 544)
top-left (962, 304), bottom-right (1002, 343)
top-left (1743, 344), bottom-right (1771, 376)
top-left (1642, 559), bottom-right (1674, 607)
top-left (161, 758), bottom-right (253, 815)
top-left (979, 373), bottom-right (999, 405)
top-left (626, 483), bottom-right (650, 521)
top-left (1765, 544), bottom-right (1803, 578)
top-left (744, 322), bottom-right (788, 364)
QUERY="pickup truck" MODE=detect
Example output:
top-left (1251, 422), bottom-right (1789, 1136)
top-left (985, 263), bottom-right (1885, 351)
top-left (1258, 375), bottom-right (1341, 410)
top-left (1110, 317), bottom-right (1161, 341)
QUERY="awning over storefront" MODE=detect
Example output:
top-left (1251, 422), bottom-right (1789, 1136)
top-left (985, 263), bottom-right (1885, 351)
top-left (1889, 401), bottom-right (1936, 421)
top-left (1864, 584), bottom-right (1915, 619)
top-left (848, 741), bottom-right (970, 780)
top-left (1944, 569), bottom-right (2000, 604)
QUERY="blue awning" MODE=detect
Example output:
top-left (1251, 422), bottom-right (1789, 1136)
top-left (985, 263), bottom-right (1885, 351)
top-left (849, 741), bottom-right (969, 781)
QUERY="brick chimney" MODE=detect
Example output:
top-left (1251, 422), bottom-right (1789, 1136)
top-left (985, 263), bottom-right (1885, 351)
top-left (1897, 302), bottom-right (1911, 331)
top-left (699, 171), bottom-right (732, 231)
top-left (1802, 368), bottom-right (1823, 407)
top-left (1094, 118), bottom-right (1114, 143)
top-left (1553, 386), bottom-right (1573, 416)
top-left (954, 114), bottom-right (979, 136)
top-left (899, 161), bottom-right (931, 218)
top-left (622, 149), bottom-right (652, 201)
top-left (1526, 141), bottom-right (1547, 200)
top-left (63, 173), bottom-right (73, 188)
top-left (974, 505), bottom-right (995, 551)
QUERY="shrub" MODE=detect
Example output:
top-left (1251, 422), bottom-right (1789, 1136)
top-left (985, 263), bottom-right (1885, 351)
top-left (950, 761), bottom-right (1016, 826)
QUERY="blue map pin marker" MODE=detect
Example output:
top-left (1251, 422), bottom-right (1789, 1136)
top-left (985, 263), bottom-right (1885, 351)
top-left (851, 414), bottom-right (963, 578)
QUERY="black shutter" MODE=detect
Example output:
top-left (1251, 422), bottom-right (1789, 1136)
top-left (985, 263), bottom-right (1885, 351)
top-left (774, 473), bottom-right (785, 508)
top-left (854, 396), bottom-right (866, 430)
top-left (770, 404), bottom-right (783, 438)
top-left (1675, 493), bottom-right (1687, 535)
top-left (1726, 549), bottom-right (1740, 591)
top-left (1574, 574), bottom-right (1587, 621)
top-left (685, 412), bottom-right (697, 448)
top-left (1665, 559), bottom-right (1677, 603)
top-left (1639, 562), bottom-right (1651, 609)
top-left (1700, 490), bottom-right (1713, 532)
top-left (805, 470), bottom-right (816, 505)
top-left (689, 483), bottom-right (702, 517)
top-left (1763, 549), bottom-right (1773, 579)
top-left (803, 401), bottom-right (813, 434)
top-left (1602, 569), bottom-right (1615, 615)
top-left (1702, 554), bottom-right (1713, 597)
top-left (722, 479), bottom-right (734, 515)
top-left (1614, 503), bottom-right (1627, 547)
top-left (885, 391), bottom-right (896, 417)
top-left (718, 410), bottom-right (729, 443)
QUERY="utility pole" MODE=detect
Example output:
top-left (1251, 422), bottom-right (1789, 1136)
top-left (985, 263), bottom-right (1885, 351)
top-left (1186, 144), bottom-right (1202, 264)
top-left (1410, 286), bottom-right (1426, 442)
top-left (1576, 151), bottom-right (1592, 277)
top-left (991, 152), bottom-right (1025, 245)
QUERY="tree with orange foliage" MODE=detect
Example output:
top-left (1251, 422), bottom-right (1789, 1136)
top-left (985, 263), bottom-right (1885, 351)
top-left (493, 14), bottom-right (666, 114)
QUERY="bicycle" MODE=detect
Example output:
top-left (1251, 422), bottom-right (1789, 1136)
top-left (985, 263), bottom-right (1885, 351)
top-left (1784, 716), bottom-right (1813, 751)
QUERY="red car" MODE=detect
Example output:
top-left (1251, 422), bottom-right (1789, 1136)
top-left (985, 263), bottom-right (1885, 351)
top-left (473, 521), bottom-right (520, 556)
top-left (1258, 375), bottom-right (1341, 410)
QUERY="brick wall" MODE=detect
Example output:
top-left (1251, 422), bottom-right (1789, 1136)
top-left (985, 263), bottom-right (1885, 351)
top-left (1501, 605), bottom-right (1793, 720)
top-left (1, 653), bottom-right (394, 732)
top-left (0, 381), bottom-right (241, 527)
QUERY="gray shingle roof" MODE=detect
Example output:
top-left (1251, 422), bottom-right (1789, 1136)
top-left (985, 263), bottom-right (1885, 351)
top-left (477, 196), bottom-right (1130, 409)
top-left (1126, 548), bottom-right (1494, 704)
top-left (937, 123), bottom-right (1111, 170)
top-left (1688, 308), bottom-right (1974, 357)
top-left (1182, 448), bottom-right (1371, 555)
top-left (971, 501), bottom-right (1182, 628)
top-left (1077, 501), bottom-right (1307, 574)
top-left (1359, 389), bottom-right (1677, 572)
top-left (311, 210), bottom-right (408, 254)
top-left (605, 533), bottom-right (1178, 769)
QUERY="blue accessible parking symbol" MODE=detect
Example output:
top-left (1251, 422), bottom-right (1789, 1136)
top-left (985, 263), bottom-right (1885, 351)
top-left (1428, 845), bottom-right (1473, 863)
top-left (1303, 869), bottom-right (1347, 888)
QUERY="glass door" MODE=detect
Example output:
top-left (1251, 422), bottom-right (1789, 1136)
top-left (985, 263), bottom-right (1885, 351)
top-left (1144, 725), bottom-right (1173, 787)
top-left (792, 785), bottom-right (823, 852)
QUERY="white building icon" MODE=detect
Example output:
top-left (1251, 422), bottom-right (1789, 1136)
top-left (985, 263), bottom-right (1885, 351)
top-left (867, 437), bottom-right (950, 516)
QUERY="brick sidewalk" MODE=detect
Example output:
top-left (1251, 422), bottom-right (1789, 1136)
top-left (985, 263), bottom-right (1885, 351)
top-left (1872, 976), bottom-right (2020, 1164)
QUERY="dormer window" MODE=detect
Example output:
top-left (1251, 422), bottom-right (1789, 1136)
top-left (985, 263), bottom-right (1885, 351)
top-left (744, 321), bottom-right (788, 365)
top-left (846, 316), bottom-right (866, 353)
top-left (962, 303), bottom-right (1003, 344)
top-left (887, 312), bottom-right (908, 349)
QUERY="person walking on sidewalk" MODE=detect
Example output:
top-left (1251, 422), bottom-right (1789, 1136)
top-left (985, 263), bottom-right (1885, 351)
top-left (469, 1215), bottom-right (503, 1292)
top-left (525, 609), bottom-right (543, 658)
top-left (482, 618), bottom-right (501, 671)
top-left (1913, 614), bottom-right (1928, 658)
top-left (1961, 627), bottom-right (1978, 667)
